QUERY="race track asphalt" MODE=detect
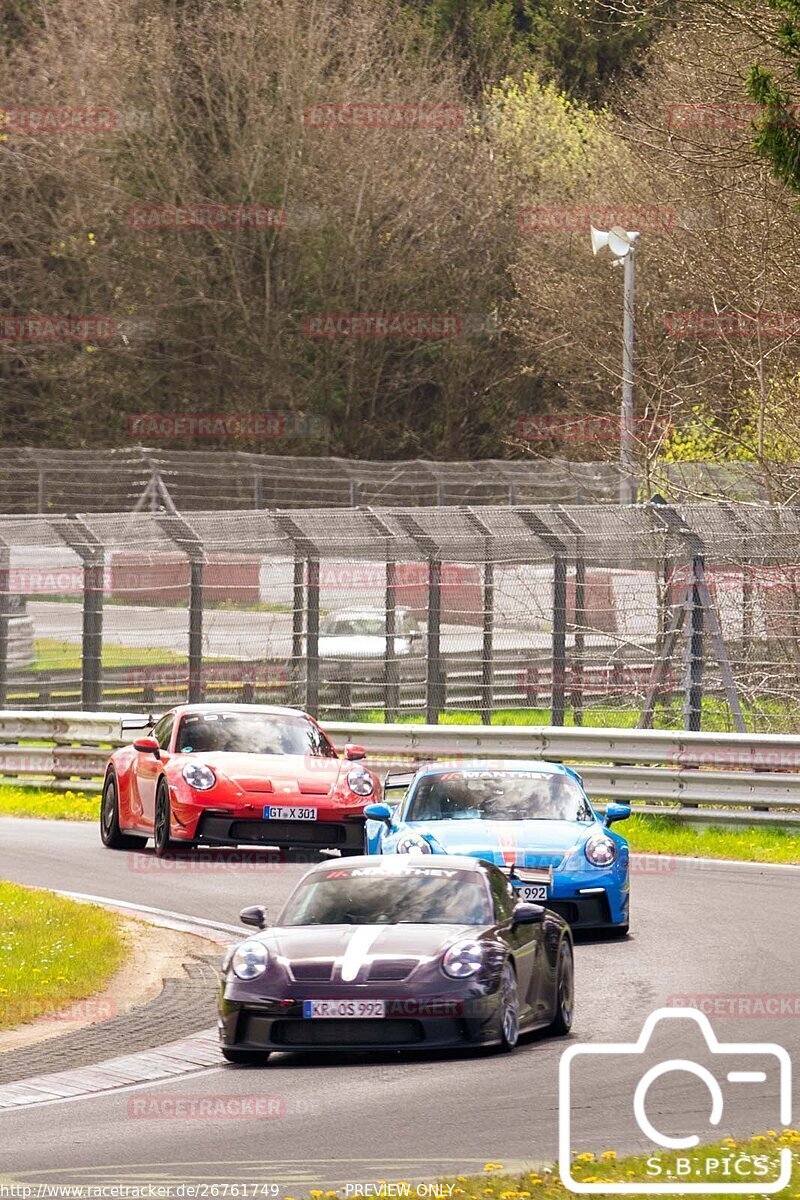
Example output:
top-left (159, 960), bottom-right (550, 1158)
top-left (1, 817), bottom-right (798, 1189)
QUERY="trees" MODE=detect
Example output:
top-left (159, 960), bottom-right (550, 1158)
top-left (746, 0), bottom-right (800, 191)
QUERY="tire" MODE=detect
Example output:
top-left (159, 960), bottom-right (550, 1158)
top-left (549, 939), bottom-right (575, 1036)
top-left (497, 959), bottom-right (520, 1053)
top-left (153, 781), bottom-right (175, 857)
top-left (222, 1048), bottom-right (271, 1065)
top-left (100, 774), bottom-right (147, 850)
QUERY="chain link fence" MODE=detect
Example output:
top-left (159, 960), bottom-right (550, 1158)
top-left (3, 500), bottom-right (800, 731)
top-left (6, 448), bottom-right (797, 513)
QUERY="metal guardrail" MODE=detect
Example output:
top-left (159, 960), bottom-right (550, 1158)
top-left (1, 709), bottom-right (800, 825)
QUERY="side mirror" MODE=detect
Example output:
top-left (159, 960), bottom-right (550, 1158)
top-left (512, 902), bottom-right (545, 927)
top-left (133, 736), bottom-right (160, 757)
top-left (239, 905), bottom-right (269, 929)
top-left (344, 744), bottom-right (366, 761)
top-left (604, 802), bottom-right (632, 827)
top-left (363, 802), bottom-right (393, 824)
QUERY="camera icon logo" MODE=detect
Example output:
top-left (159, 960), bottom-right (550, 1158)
top-left (559, 1007), bottom-right (792, 1194)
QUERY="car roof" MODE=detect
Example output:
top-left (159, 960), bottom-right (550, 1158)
top-left (412, 758), bottom-right (572, 778)
top-left (324, 608), bottom-right (412, 620)
top-left (173, 703), bottom-right (314, 719)
top-left (304, 854), bottom-right (490, 875)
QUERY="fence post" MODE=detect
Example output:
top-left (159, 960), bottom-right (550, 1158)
top-left (306, 557), bottom-right (320, 715)
top-left (291, 559), bottom-right (304, 704)
top-left (555, 508), bottom-right (586, 725)
top-left (158, 513), bottom-right (205, 704)
top-left (54, 518), bottom-right (105, 710)
top-left (683, 555), bottom-right (705, 732)
top-left (276, 515), bottom-right (319, 716)
top-left (552, 554), bottom-right (567, 725)
top-left (518, 510), bottom-right (568, 726)
top-left (0, 538), bottom-right (9, 708)
top-left (384, 562), bottom-right (398, 720)
top-left (363, 510), bottom-right (400, 721)
top-left (465, 508), bottom-right (494, 724)
top-left (395, 514), bottom-right (444, 723)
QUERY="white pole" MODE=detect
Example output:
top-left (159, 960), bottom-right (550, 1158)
top-left (620, 245), bottom-right (636, 504)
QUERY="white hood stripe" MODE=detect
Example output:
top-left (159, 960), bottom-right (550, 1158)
top-left (340, 925), bottom-right (384, 982)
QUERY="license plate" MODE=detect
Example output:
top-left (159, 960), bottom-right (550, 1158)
top-left (263, 805), bottom-right (317, 821)
top-left (517, 883), bottom-right (548, 902)
top-left (303, 999), bottom-right (386, 1019)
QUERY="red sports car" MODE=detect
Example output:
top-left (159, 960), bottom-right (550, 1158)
top-left (100, 703), bottom-right (379, 857)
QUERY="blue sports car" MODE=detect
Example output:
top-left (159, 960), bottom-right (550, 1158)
top-left (364, 760), bottom-right (631, 934)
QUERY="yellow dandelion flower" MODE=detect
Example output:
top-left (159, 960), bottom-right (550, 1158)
top-left (601, 1151), bottom-right (617, 1161)
top-left (485, 1164), bottom-right (504, 1172)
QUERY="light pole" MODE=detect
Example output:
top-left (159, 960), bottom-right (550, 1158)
top-left (590, 225), bottom-right (640, 505)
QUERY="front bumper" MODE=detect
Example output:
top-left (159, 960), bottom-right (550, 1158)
top-left (218, 994), bottom-right (503, 1052)
top-left (194, 812), bottom-right (365, 851)
top-left (512, 876), bottom-right (628, 930)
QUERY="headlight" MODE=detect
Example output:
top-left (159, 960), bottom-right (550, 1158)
top-left (231, 941), bottom-right (269, 980)
top-left (585, 834), bottom-right (618, 867)
top-left (396, 834), bottom-right (431, 855)
top-left (346, 766), bottom-right (374, 797)
top-left (182, 762), bottom-right (216, 790)
top-left (442, 939), bottom-right (483, 978)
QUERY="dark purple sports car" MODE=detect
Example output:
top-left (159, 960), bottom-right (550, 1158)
top-left (218, 854), bottom-right (574, 1063)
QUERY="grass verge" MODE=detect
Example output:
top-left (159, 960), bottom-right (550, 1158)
top-left (30, 638), bottom-right (190, 673)
top-left (0, 784), bottom-right (100, 821)
top-left (0, 881), bottom-right (127, 1029)
top-left (399, 1131), bottom-right (800, 1200)
top-left (624, 813), bottom-right (800, 864)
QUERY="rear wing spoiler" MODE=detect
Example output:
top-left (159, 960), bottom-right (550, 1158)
top-left (382, 769), bottom-right (417, 806)
top-left (120, 714), bottom-right (155, 735)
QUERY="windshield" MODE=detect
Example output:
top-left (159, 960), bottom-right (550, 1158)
top-left (176, 712), bottom-right (335, 757)
top-left (280, 867), bottom-right (493, 925)
top-left (321, 616), bottom-right (387, 638)
top-left (406, 770), bottom-right (593, 823)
